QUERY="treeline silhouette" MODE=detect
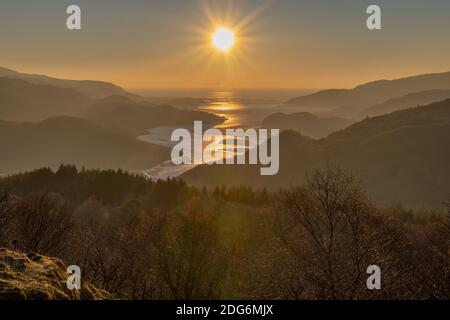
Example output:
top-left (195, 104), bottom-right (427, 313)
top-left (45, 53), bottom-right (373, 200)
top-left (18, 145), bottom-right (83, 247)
top-left (0, 165), bottom-right (448, 299)
top-left (0, 165), bottom-right (269, 207)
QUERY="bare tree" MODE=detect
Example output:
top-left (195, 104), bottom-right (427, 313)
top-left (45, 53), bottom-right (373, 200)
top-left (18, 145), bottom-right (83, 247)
top-left (413, 201), bottom-right (450, 299)
top-left (0, 191), bottom-right (12, 246)
top-left (156, 201), bottom-right (230, 300)
top-left (10, 192), bottom-right (73, 256)
top-left (68, 201), bottom-right (166, 299)
top-left (273, 166), bottom-right (409, 299)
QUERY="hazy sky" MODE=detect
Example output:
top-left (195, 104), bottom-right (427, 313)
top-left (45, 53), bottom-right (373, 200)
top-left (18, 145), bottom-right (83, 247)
top-left (1, 0), bottom-right (450, 91)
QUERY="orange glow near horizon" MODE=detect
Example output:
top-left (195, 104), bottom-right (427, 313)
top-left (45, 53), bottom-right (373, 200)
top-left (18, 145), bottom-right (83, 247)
top-left (4, 1), bottom-right (450, 91)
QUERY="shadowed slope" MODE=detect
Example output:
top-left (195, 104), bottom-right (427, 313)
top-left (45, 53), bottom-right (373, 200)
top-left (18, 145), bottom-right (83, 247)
top-left (182, 99), bottom-right (450, 207)
top-left (0, 116), bottom-right (170, 174)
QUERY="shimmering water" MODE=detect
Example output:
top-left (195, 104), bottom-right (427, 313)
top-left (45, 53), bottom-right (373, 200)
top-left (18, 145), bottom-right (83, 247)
top-left (138, 90), bottom-right (314, 180)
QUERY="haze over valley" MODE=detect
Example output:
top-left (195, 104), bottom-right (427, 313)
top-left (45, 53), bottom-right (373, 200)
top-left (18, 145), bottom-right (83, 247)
top-left (1, 67), bottom-right (450, 208)
top-left (1, 0), bottom-right (450, 302)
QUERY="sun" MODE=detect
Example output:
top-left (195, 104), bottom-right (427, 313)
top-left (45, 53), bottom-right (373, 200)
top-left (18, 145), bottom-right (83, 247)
top-left (212, 27), bottom-right (235, 52)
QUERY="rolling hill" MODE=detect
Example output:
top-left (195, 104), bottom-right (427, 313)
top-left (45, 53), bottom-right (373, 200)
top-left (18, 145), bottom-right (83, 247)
top-left (262, 112), bottom-right (353, 139)
top-left (83, 96), bottom-right (225, 137)
top-left (182, 99), bottom-right (450, 207)
top-left (0, 77), bottom-right (89, 121)
top-left (0, 116), bottom-right (170, 174)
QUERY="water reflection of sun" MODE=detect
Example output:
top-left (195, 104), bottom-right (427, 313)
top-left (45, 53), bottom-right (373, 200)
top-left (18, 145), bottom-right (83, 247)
top-left (198, 97), bottom-right (240, 127)
top-left (202, 101), bottom-right (240, 111)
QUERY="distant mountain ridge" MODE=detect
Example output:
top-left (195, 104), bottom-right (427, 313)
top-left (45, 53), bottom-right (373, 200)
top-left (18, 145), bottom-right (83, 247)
top-left (0, 68), bottom-right (225, 134)
top-left (0, 67), bottom-right (132, 99)
top-left (359, 89), bottom-right (450, 118)
top-left (287, 71), bottom-right (450, 110)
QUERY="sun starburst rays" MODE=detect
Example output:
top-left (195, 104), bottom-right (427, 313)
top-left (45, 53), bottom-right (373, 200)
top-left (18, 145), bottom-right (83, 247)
top-left (152, 0), bottom-right (271, 88)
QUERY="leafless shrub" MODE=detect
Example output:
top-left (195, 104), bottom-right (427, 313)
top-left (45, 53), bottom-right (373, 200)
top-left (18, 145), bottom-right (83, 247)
top-left (0, 191), bottom-right (13, 246)
top-left (156, 200), bottom-right (230, 300)
top-left (412, 203), bottom-right (450, 299)
top-left (273, 166), bottom-right (410, 299)
top-left (10, 192), bottom-right (73, 256)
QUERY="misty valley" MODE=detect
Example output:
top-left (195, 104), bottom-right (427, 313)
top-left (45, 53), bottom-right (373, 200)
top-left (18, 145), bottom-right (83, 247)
top-left (0, 0), bottom-right (449, 307)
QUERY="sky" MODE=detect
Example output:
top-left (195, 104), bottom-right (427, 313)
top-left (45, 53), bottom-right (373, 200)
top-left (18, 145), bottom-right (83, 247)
top-left (1, 0), bottom-right (450, 91)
